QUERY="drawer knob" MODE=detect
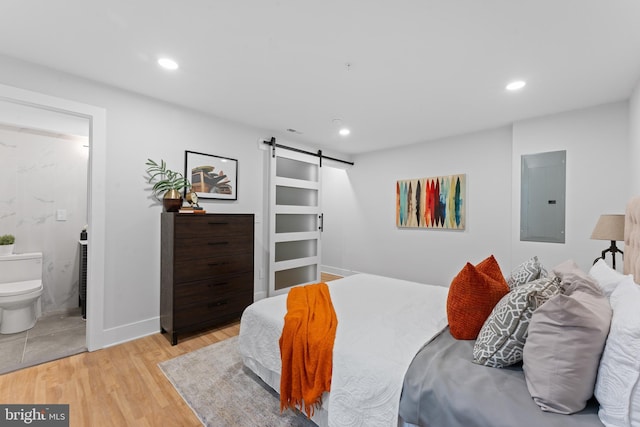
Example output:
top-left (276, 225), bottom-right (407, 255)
top-left (208, 300), bottom-right (228, 308)
top-left (208, 222), bottom-right (229, 225)
top-left (208, 282), bottom-right (229, 287)
top-left (208, 261), bottom-right (230, 267)
top-left (208, 241), bottom-right (229, 246)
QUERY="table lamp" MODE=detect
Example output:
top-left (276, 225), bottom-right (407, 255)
top-left (590, 214), bottom-right (625, 269)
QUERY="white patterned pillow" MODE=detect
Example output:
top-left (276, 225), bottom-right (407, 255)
top-left (539, 264), bottom-right (548, 279)
top-left (473, 276), bottom-right (561, 367)
top-left (595, 276), bottom-right (640, 427)
top-left (506, 256), bottom-right (546, 289)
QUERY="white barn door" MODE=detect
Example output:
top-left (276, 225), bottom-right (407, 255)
top-left (268, 145), bottom-right (322, 296)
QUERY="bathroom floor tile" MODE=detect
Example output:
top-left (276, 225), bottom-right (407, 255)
top-left (22, 324), bottom-right (86, 365)
top-left (0, 309), bottom-right (86, 375)
top-left (0, 338), bottom-right (25, 375)
top-left (0, 330), bottom-right (27, 345)
top-left (28, 308), bottom-right (85, 338)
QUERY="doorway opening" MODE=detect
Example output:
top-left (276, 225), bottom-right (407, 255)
top-left (0, 101), bottom-right (89, 373)
top-left (0, 83), bottom-right (107, 373)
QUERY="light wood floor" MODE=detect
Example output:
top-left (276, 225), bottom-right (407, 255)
top-left (0, 273), bottom-right (341, 426)
top-left (0, 323), bottom-right (239, 426)
top-left (321, 272), bottom-right (343, 282)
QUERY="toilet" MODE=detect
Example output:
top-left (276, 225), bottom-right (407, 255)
top-left (0, 252), bottom-right (44, 334)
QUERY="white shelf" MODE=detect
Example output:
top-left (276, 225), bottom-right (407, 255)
top-left (274, 231), bottom-right (318, 243)
top-left (274, 256), bottom-right (319, 272)
top-left (275, 176), bottom-right (319, 190)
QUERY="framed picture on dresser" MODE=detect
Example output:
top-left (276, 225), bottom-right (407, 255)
top-left (184, 150), bottom-right (238, 200)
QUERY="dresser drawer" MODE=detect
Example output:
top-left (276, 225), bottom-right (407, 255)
top-left (174, 273), bottom-right (253, 306)
top-left (174, 234), bottom-right (253, 261)
top-left (174, 290), bottom-right (253, 329)
top-left (174, 215), bottom-right (253, 239)
top-left (174, 253), bottom-right (253, 283)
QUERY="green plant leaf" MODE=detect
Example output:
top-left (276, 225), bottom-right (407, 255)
top-left (145, 158), bottom-right (192, 200)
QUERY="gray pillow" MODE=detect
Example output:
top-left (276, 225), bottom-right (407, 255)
top-left (552, 259), bottom-right (602, 296)
top-left (473, 276), bottom-right (561, 367)
top-left (523, 284), bottom-right (612, 414)
top-left (506, 256), bottom-right (546, 289)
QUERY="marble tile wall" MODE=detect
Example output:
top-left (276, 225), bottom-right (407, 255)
top-left (0, 127), bottom-right (88, 314)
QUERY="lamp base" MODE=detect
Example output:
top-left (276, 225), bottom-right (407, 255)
top-left (593, 240), bottom-right (624, 269)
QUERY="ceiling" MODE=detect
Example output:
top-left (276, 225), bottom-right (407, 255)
top-left (1, 1), bottom-right (640, 155)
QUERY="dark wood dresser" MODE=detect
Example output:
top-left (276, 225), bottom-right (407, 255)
top-left (160, 213), bottom-right (254, 345)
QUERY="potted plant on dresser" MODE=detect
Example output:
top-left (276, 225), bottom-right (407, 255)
top-left (0, 234), bottom-right (15, 256)
top-left (145, 159), bottom-right (192, 212)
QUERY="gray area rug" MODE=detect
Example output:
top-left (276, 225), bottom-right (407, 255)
top-left (158, 336), bottom-right (316, 427)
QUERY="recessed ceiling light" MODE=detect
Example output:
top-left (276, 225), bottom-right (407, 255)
top-left (506, 80), bottom-right (526, 91)
top-left (339, 128), bottom-right (350, 136)
top-left (158, 57), bottom-right (179, 70)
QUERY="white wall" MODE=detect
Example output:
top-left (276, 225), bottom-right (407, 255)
top-left (322, 126), bottom-right (513, 286)
top-left (511, 102), bottom-right (629, 273)
top-left (320, 165), bottom-right (351, 277)
top-left (323, 102), bottom-right (632, 284)
top-left (0, 54), bottom-right (271, 346)
top-left (0, 126), bottom-right (88, 313)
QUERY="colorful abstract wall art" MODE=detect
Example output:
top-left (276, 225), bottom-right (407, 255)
top-left (396, 174), bottom-right (466, 229)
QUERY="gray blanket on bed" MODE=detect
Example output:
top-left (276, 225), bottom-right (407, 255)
top-left (399, 327), bottom-right (604, 427)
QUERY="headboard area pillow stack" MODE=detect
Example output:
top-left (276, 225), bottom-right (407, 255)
top-left (445, 195), bottom-right (640, 424)
top-left (462, 251), bottom-right (639, 423)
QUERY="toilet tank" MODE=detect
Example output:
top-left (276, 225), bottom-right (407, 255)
top-left (0, 252), bottom-right (43, 283)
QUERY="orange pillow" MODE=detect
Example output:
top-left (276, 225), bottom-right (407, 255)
top-left (447, 255), bottom-right (509, 340)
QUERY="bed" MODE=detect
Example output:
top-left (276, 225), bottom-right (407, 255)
top-left (239, 273), bottom-right (449, 426)
top-left (239, 195), bottom-right (640, 427)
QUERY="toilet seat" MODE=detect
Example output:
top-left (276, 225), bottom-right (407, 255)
top-left (0, 280), bottom-right (43, 297)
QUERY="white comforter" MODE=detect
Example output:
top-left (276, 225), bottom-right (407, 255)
top-left (239, 273), bottom-right (449, 427)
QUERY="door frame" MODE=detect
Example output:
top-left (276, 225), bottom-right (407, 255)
top-left (0, 83), bottom-right (107, 351)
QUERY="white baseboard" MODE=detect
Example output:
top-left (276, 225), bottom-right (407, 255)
top-left (99, 316), bottom-right (160, 349)
top-left (254, 290), bottom-right (268, 301)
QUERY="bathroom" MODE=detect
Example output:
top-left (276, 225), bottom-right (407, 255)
top-left (0, 101), bottom-right (89, 373)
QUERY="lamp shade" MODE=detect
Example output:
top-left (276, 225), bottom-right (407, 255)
top-left (590, 214), bottom-right (625, 241)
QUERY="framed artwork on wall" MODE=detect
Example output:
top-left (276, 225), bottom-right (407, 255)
top-left (184, 150), bottom-right (238, 200)
top-left (396, 173), bottom-right (466, 230)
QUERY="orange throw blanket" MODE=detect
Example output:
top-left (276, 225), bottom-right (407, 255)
top-left (279, 282), bottom-right (338, 418)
